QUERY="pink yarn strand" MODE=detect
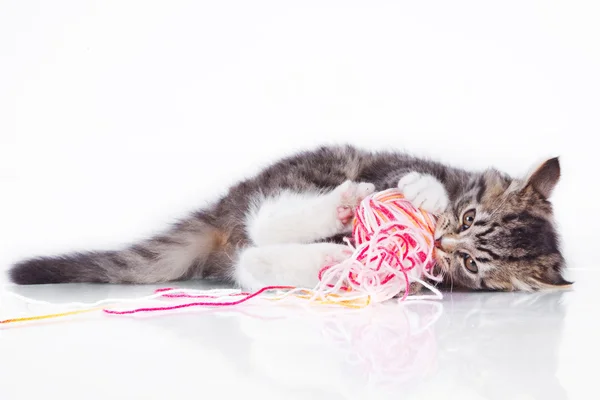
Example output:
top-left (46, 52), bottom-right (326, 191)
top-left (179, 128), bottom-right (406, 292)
top-left (103, 285), bottom-right (294, 315)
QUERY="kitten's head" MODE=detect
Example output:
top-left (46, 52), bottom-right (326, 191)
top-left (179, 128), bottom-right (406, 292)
top-left (433, 158), bottom-right (572, 291)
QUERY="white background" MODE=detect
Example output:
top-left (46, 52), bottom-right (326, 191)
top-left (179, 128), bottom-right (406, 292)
top-left (1, 0), bottom-right (598, 276)
top-left (1, 2), bottom-right (599, 399)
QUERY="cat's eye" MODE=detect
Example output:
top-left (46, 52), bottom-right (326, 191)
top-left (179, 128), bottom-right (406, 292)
top-left (461, 209), bottom-right (476, 231)
top-left (461, 253), bottom-right (478, 274)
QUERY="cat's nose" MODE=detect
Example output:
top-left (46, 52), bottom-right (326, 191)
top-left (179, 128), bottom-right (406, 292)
top-left (435, 236), bottom-right (459, 253)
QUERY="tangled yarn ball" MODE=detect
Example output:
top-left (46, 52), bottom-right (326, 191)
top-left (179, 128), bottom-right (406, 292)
top-left (315, 188), bottom-right (443, 303)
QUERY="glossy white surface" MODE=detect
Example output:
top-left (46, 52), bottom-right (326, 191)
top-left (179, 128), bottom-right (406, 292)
top-left (0, 268), bottom-right (596, 400)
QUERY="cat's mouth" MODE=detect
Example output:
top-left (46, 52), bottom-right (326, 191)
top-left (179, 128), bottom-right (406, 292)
top-left (432, 248), bottom-right (451, 271)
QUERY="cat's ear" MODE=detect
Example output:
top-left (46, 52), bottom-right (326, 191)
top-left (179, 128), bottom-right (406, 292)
top-left (529, 269), bottom-right (573, 290)
top-left (523, 157), bottom-right (561, 199)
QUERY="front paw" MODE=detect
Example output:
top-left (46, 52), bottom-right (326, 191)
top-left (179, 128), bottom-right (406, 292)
top-left (333, 180), bottom-right (375, 228)
top-left (398, 172), bottom-right (449, 214)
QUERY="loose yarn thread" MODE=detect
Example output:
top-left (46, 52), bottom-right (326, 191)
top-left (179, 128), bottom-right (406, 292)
top-left (102, 285), bottom-right (295, 315)
top-left (0, 286), bottom-right (368, 324)
top-left (102, 286), bottom-right (371, 316)
top-left (0, 306), bottom-right (104, 324)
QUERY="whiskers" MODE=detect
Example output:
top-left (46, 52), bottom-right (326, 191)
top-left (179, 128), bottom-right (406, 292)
top-left (432, 255), bottom-right (455, 294)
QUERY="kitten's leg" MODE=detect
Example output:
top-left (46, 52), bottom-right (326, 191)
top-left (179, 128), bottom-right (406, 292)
top-left (247, 180), bottom-right (375, 246)
top-left (234, 242), bottom-right (353, 291)
top-left (398, 172), bottom-right (449, 214)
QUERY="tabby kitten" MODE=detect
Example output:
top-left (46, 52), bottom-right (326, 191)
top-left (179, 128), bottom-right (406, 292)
top-left (9, 145), bottom-right (571, 291)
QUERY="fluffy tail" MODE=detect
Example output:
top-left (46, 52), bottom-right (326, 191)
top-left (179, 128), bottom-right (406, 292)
top-left (9, 216), bottom-right (227, 285)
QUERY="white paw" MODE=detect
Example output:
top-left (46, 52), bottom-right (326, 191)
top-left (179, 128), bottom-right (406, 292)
top-left (332, 180), bottom-right (375, 228)
top-left (398, 172), bottom-right (449, 214)
top-left (322, 244), bottom-right (354, 266)
top-left (235, 243), bottom-right (353, 291)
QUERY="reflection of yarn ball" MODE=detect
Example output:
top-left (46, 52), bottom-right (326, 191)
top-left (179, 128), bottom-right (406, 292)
top-left (316, 188), bottom-right (439, 303)
top-left (322, 301), bottom-right (443, 393)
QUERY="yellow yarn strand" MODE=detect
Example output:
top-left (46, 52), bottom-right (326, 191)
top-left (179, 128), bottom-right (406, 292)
top-left (0, 306), bottom-right (102, 324)
top-left (266, 289), bottom-right (372, 309)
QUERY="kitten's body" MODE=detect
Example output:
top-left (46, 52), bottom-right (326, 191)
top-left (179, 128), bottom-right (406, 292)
top-left (9, 145), bottom-right (570, 291)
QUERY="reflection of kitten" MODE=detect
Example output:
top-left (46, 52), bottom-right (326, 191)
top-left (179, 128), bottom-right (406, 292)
top-left (116, 303), bottom-right (443, 400)
top-left (9, 145), bottom-right (570, 292)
